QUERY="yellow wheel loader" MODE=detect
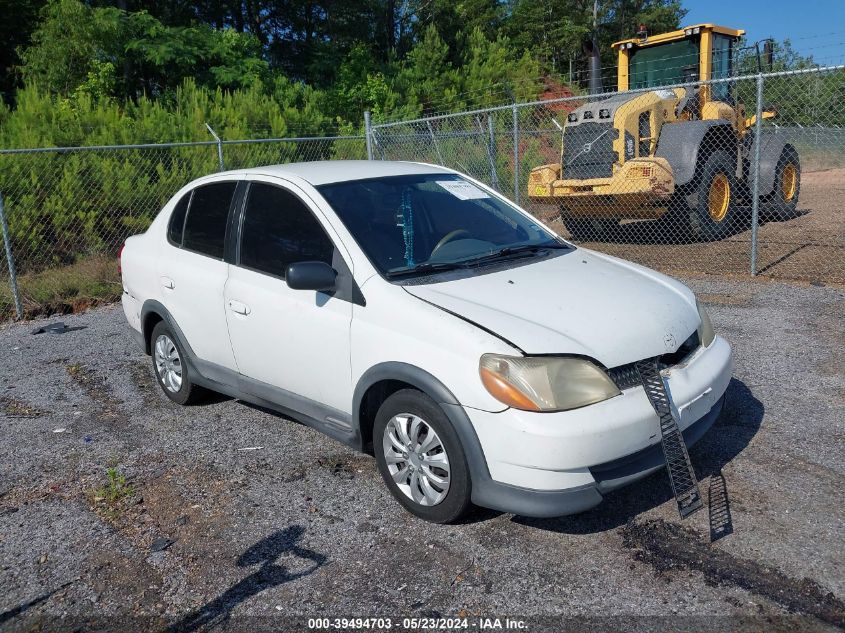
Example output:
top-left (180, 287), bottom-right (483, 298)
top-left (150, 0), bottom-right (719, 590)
top-left (528, 24), bottom-right (801, 242)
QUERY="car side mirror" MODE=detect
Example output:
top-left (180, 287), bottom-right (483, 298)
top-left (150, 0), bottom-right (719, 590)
top-left (285, 261), bottom-right (337, 292)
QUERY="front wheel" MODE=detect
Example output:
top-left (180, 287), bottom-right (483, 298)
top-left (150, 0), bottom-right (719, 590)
top-left (688, 150), bottom-right (738, 242)
top-left (373, 389), bottom-right (472, 523)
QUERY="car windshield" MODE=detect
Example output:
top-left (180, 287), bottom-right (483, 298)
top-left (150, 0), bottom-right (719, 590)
top-left (317, 174), bottom-right (566, 277)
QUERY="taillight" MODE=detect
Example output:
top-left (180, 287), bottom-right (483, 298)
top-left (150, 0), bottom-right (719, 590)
top-left (118, 244), bottom-right (125, 275)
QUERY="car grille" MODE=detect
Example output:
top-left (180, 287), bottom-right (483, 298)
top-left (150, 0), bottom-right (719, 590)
top-left (562, 122), bottom-right (618, 179)
top-left (606, 330), bottom-right (701, 391)
top-left (606, 363), bottom-right (642, 391)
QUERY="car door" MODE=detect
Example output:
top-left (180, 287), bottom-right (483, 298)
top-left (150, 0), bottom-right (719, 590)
top-left (159, 179), bottom-right (240, 372)
top-left (223, 178), bottom-right (354, 427)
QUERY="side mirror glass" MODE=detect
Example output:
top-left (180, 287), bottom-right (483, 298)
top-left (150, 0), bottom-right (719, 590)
top-left (285, 261), bottom-right (337, 292)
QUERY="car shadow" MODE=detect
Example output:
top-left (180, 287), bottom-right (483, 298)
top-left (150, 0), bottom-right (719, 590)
top-left (196, 391), bottom-right (233, 405)
top-left (509, 377), bottom-right (763, 535)
top-left (167, 525), bottom-right (326, 632)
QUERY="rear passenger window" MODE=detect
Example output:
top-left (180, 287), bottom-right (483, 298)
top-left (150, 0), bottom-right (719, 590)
top-left (167, 191), bottom-right (191, 246)
top-left (182, 182), bottom-right (237, 259)
top-left (240, 183), bottom-right (334, 277)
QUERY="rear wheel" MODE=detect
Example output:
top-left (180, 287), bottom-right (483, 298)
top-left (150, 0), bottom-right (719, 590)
top-left (373, 389), bottom-right (472, 523)
top-left (561, 216), bottom-right (618, 242)
top-left (765, 146), bottom-right (801, 220)
top-left (150, 321), bottom-right (205, 405)
top-left (688, 151), bottom-right (738, 242)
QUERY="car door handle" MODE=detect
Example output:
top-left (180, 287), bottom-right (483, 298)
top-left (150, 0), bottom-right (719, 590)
top-left (160, 276), bottom-right (175, 290)
top-left (228, 300), bottom-right (250, 315)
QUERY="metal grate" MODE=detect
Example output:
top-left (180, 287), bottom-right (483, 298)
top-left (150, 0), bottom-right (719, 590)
top-left (607, 362), bottom-right (643, 391)
top-left (636, 357), bottom-right (703, 518)
top-left (561, 121), bottom-right (618, 179)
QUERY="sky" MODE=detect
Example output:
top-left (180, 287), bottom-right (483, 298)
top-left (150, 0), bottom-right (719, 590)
top-left (683, 0), bottom-right (845, 66)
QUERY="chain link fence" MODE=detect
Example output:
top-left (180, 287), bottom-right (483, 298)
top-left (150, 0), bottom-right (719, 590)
top-left (1, 66), bottom-right (844, 321)
top-left (0, 135), bottom-right (366, 319)
top-left (371, 66), bottom-right (845, 287)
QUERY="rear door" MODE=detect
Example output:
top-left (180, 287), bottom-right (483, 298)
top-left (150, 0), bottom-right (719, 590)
top-left (159, 179), bottom-right (240, 372)
top-left (223, 178), bottom-right (354, 421)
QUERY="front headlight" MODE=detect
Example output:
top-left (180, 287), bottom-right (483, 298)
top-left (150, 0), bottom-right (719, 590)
top-left (479, 354), bottom-right (621, 412)
top-left (696, 299), bottom-right (716, 347)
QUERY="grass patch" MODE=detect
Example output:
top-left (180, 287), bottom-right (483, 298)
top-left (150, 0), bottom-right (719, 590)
top-left (0, 254), bottom-right (121, 320)
top-left (90, 467), bottom-right (134, 518)
top-left (0, 395), bottom-right (47, 418)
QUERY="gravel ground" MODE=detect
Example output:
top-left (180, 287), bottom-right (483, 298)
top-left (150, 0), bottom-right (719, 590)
top-left (544, 167), bottom-right (845, 285)
top-left (0, 276), bottom-right (843, 632)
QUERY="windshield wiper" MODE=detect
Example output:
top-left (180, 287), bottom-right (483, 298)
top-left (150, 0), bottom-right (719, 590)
top-left (385, 243), bottom-right (569, 279)
top-left (461, 242), bottom-right (569, 266)
top-left (385, 261), bottom-right (470, 279)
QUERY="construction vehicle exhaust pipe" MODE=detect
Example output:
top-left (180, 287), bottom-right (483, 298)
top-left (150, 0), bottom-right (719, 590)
top-left (585, 38), bottom-right (603, 95)
top-left (585, 0), bottom-right (603, 95)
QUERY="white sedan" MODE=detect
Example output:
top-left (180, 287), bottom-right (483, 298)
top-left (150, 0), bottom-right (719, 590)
top-left (119, 160), bottom-right (732, 523)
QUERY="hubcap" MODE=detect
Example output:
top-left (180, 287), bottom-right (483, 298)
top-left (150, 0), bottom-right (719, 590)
top-left (708, 173), bottom-right (731, 222)
top-left (154, 334), bottom-right (182, 393)
top-left (382, 414), bottom-right (450, 506)
top-left (781, 163), bottom-right (797, 201)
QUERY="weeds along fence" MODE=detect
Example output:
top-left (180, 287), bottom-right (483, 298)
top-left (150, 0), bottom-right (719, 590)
top-left (370, 66), bottom-right (845, 287)
top-left (0, 135), bottom-right (366, 319)
top-left (1, 66), bottom-right (845, 321)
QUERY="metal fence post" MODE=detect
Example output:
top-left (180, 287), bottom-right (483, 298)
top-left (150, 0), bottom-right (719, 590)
top-left (0, 193), bottom-right (23, 320)
top-left (750, 74), bottom-right (764, 276)
top-left (512, 105), bottom-right (520, 204)
top-left (486, 113), bottom-right (500, 191)
top-left (426, 120), bottom-right (445, 165)
top-left (364, 111), bottom-right (374, 160)
top-left (205, 123), bottom-right (225, 171)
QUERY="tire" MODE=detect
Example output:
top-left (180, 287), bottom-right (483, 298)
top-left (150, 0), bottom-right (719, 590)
top-left (688, 150), bottom-right (738, 242)
top-left (373, 389), bottom-right (472, 523)
top-left (764, 146), bottom-right (801, 220)
top-left (150, 321), bottom-right (205, 405)
top-left (561, 216), bottom-right (618, 242)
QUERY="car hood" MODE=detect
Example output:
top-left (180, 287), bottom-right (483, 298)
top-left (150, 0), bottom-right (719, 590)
top-left (403, 249), bottom-right (700, 368)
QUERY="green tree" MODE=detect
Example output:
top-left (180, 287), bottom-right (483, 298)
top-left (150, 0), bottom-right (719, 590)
top-left (0, 0), bottom-right (46, 103)
top-left (394, 25), bottom-right (460, 115)
top-left (19, 0), bottom-right (123, 96)
top-left (19, 0), bottom-right (269, 100)
top-left (505, 0), bottom-right (685, 88)
top-left (459, 28), bottom-right (541, 108)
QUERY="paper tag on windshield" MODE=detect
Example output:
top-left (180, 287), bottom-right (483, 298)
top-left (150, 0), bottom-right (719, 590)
top-left (435, 180), bottom-right (490, 200)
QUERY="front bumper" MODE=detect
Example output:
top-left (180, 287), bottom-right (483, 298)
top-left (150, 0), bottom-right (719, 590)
top-left (528, 158), bottom-right (674, 218)
top-left (471, 396), bottom-right (724, 517)
top-left (466, 335), bottom-right (733, 517)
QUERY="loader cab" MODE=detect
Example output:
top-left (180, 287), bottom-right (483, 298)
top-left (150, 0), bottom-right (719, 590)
top-left (614, 24), bottom-right (745, 108)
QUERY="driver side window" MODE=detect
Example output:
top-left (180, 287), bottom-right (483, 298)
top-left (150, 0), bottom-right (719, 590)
top-left (239, 183), bottom-right (335, 278)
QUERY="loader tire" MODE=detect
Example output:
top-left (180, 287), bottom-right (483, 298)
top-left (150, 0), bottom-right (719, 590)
top-left (689, 151), bottom-right (738, 242)
top-left (764, 146), bottom-right (801, 221)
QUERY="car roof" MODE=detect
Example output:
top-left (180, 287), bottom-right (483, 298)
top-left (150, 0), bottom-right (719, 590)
top-left (221, 160), bottom-right (456, 186)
